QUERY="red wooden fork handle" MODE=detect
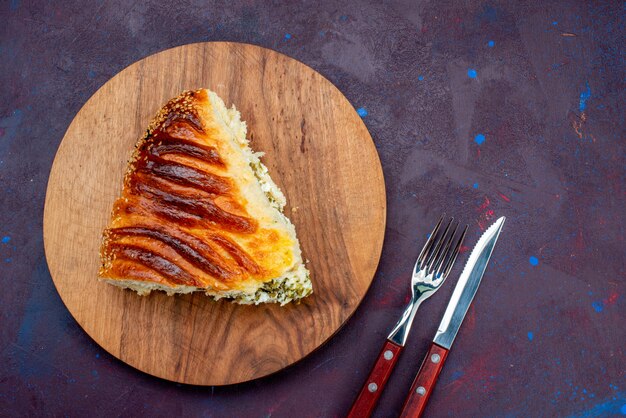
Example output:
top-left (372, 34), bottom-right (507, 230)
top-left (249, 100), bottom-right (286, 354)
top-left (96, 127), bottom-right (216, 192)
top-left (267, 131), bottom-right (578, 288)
top-left (347, 340), bottom-right (403, 418)
top-left (399, 342), bottom-right (449, 418)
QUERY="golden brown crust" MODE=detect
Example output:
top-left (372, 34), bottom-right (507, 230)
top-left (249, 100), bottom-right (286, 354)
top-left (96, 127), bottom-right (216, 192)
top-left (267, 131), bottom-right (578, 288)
top-left (99, 90), bottom-right (290, 292)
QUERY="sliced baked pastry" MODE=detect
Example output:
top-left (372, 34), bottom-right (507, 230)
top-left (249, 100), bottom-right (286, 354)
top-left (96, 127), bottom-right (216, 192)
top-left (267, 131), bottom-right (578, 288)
top-left (99, 89), bottom-right (312, 305)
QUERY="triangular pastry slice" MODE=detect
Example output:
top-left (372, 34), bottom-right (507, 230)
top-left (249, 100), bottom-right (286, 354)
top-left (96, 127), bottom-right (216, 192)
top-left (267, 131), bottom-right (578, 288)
top-left (99, 89), bottom-right (312, 305)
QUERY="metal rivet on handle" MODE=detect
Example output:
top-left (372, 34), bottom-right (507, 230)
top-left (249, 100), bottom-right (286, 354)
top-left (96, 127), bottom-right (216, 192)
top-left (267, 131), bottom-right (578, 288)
top-left (368, 383), bottom-right (378, 393)
top-left (431, 353), bottom-right (441, 363)
top-left (384, 350), bottom-right (394, 360)
top-left (416, 386), bottom-right (426, 396)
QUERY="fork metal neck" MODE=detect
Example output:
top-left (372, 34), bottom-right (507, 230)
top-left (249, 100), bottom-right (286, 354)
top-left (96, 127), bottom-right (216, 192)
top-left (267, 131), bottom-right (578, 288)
top-left (387, 294), bottom-right (425, 346)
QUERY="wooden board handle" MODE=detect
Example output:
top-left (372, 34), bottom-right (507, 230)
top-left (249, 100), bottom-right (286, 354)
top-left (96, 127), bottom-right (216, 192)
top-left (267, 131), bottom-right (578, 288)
top-left (347, 340), bottom-right (403, 418)
top-left (399, 342), bottom-right (449, 418)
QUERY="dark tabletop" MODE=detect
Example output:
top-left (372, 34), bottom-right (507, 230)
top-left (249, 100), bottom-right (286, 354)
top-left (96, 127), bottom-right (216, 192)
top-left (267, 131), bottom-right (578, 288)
top-left (1, 1), bottom-right (625, 417)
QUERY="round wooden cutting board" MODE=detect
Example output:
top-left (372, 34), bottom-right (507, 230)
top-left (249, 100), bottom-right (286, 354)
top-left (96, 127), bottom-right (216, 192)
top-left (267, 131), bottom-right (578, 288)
top-left (43, 42), bottom-right (386, 386)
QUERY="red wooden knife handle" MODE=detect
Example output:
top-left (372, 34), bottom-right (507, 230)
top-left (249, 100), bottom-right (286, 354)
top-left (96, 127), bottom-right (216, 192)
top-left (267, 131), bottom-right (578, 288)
top-left (347, 340), bottom-right (403, 418)
top-left (399, 343), bottom-right (449, 418)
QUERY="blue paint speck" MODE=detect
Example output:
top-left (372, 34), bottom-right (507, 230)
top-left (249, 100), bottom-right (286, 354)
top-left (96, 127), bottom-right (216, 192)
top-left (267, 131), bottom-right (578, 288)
top-left (592, 301), bottom-right (604, 312)
top-left (418, 75), bottom-right (424, 81)
top-left (529, 256), bottom-right (539, 266)
top-left (552, 21), bottom-right (558, 26)
top-left (284, 33), bottom-right (292, 40)
top-left (1, 236), bottom-right (10, 243)
top-left (488, 40), bottom-right (495, 47)
top-left (473, 182), bottom-right (479, 189)
top-left (10, 0), bottom-right (19, 11)
top-left (573, 396), bottom-right (626, 416)
top-left (450, 370), bottom-right (464, 381)
top-left (357, 107), bottom-right (368, 117)
top-left (467, 68), bottom-right (478, 78)
top-left (339, 15), bottom-right (348, 21)
top-left (579, 82), bottom-right (591, 112)
top-left (95, 353), bottom-right (100, 359)
top-left (527, 331), bottom-right (534, 341)
top-left (474, 134), bottom-right (485, 145)
top-left (5, 258), bottom-right (12, 263)
top-left (88, 70), bottom-right (96, 79)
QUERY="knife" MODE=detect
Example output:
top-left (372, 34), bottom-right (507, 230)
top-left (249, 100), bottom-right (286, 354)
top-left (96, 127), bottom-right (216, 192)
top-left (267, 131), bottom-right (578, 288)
top-left (399, 216), bottom-right (506, 418)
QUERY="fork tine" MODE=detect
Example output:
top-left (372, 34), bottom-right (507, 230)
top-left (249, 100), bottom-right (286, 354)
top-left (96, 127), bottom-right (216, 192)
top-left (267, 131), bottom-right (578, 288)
top-left (439, 224), bottom-right (468, 278)
top-left (424, 218), bottom-right (454, 273)
top-left (431, 221), bottom-right (459, 275)
top-left (416, 215), bottom-right (444, 270)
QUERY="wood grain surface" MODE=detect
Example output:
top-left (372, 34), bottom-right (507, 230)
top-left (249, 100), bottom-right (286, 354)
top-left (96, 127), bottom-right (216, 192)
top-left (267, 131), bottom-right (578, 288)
top-left (43, 42), bottom-right (386, 386)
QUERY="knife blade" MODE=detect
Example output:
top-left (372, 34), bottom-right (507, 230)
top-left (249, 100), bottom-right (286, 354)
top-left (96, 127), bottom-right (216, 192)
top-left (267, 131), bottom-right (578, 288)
top-left (399, 216), bottom-right (506, 418)
top-left (433, 216), bottom-right (506, 349)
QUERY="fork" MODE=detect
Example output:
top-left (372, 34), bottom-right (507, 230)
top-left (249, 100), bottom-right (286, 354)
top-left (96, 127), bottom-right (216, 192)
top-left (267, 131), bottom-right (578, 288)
top-left (347, 216), bottom-right (467, 418)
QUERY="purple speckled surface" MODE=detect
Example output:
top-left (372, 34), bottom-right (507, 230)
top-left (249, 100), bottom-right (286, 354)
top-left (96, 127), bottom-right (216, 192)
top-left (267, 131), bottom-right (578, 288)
top-left (1, 1), bottom-right (625, 417)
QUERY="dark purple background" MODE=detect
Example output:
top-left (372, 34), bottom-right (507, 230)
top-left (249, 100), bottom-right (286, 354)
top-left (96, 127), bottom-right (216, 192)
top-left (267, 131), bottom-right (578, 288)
top-left (1, 1), bottom-right (624, 417)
